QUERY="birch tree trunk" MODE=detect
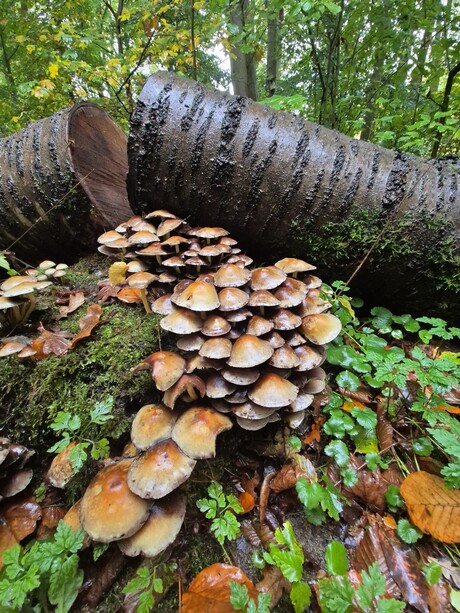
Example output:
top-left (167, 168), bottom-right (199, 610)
top-left (0, 103), bottom-right (132, 262)
top-left (128, 72), bottom-right (460, 322)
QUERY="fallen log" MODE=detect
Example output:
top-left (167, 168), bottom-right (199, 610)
top-left (0, 103), bottom-right (132, 263)
top-left (128, 72), bottom-right (460, 322)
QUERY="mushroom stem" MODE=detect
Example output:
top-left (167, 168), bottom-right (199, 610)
top-left (140, 289), bottom-right (152, 314)
top-left (185, 385), bottom-right (198, 401)
top-left (20, 296), bottom-right (37, 324)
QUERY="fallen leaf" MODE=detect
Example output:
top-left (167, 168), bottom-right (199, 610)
top-left (109, 261), bottom-right (129, 285)
top-left (46, 442), bottom-right (77, 489)
top-left (433, 404), bottom-right (460, 415)
top-left (32, 323), bottom-right (72, 359)
top-left (255, 565), bottom-right (290, 608)
top-left (330, 456), bottom-right (388, 512)
top-left (96, 280), bottom-right (122, 303)
top-left (3, 496), bottom-right (41, 541)
top-left (182, 564), bottom-right (257, 613)
top-left (238, 491), bottom-right (255, 514)
top-left (428, 557), bottom-right (460, 588)
top-left (56, 291), bottom-right (85, 319)
top-left (117, 288), bottom-right (142, 304)
top-left (0, 521), bottom-right (17, 569)
top-left (400, 471), bottom-right (460, 543)
top-left (35, 505), bottom-right (67, 539)
top-left (342, 399), bottom-right (368, 413)
top-left (70, 304), bottom-right (104, 348)
top-left (78, 547), bottom-right (125, 610)
top-left (376, 398), bottom-right (394, 452)
top-left (303, 416), bottom-right (324, 446)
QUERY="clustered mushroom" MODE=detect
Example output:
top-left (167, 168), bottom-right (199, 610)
top-left (0, 437), bottom-right (35, 501)
top-left (73, 392), bottom-right (232, 557)
top-left (137, 256), bottom-right (342, 432)
top-left (96, 210), bottom-right (253, 308)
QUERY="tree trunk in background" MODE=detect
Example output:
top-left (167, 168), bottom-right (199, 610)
top-left (229, 0), bottom-right (258, 100)
top-left (265, 1), bottom-right (279, 97)
top-left (0, 103), bottom-right (132, 262)
top-left (128, 72), bottom-right (460, 323)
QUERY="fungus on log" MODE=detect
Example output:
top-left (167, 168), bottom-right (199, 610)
top-left (0, 103), bottom-right (132, 262)
top-left (128, 72), bottom-right (460, 322)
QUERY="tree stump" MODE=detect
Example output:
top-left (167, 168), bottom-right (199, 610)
top-left (0, 103), bottom-right (132, 263)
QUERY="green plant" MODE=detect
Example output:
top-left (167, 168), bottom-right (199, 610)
top-left (122, 563), bottom-right (177, 613)
top-left (319, 541), bottom-right (405, 613)
top-left (230, 581), bottom-right (271, 613)
top-left (296, 475), bottom-right (345, 525)
top-left (262, 521), bottom-right (311, 613)
top-left (0, 521), bottom-right (85, 613)
top-left (47, 396), bottom-right (114, 471)
top-left (197, 481), bottom-right (243, 550)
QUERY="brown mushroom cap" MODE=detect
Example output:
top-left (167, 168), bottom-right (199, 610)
top-left (0, 341), bottom-right (27, 357)
top-left (269, 344), bottom-right (301, 369)
top-left (285, 410), bottom-right (306, 428)
top-left (152, 294), bottom-right (177, 315)
top-left (160, 309), bottom-right (203, 334)
top-left (131, 404), bottom-right (176, 450)
top-left (221, 366), bottom-right (260, 385)
top-left (218, 287), bottom-right (249, 311)
top-left (163, 374), bottom-right (206, 408)
top-left (250, 266), bottom-right (286, 290)
top-left (271, 309), bottom-right (302, 330)
top-left (225, 307), bottom-right (252, 322)
top-left (0, 468), bottom-right (33, 497)
top-left (274, 258), bottom-right (316, 275)
top-left (249, 372), bottom-right (298, 408)
top-left (301, 274), bottom-right (323, 289)
top-left (300, 313), bottom-right (342, 344)
top-left (157, 218), bottom-right (184, 237)
top-left (227, 334), bottom-right (274, 368)
top-left (172, 280), bottom-right (220, 312)
top-left (273, 280), bottom-right (307, 308)
top-left (176, 333), bottom-right (205, 351)
top-left (172, 406), bottom-right (232, 459)
top-left (2, 280), bottom-right (52, 297)
top-left (199, 337), bottom-right (232, 359)
top-left (232, 401), bottom-right (276, 420)
top-left (127, 271), bottom-right (157, 289)
top-left (297, 289), bottom-right (331, 316)
top-left (263, 330), bottom-right (286, 349)
top-left (289, 392), bottom-right (315, 412)
top-left (236, 416), bottom-right (271, 431)
top-left (248, 290), bottom-right (280, 308)
top-left (187, 226), bottom-right (229, 239)
top-left (145, 209), bottom-right (178, 220)
top-left (293, 344), bottom-right (326, 370)
top-left (135, 243), bottom-right (169, 257)
top-left (246, 315), bottom-right (274, 336)
top-left (97, 230), bottom-right (125, 245)
top-left (206, 372), bottom-right (236, 398)
top-left (201, 315), bottom-right (231, 337)
top-left (131, 351), bottom-right (186, 391)
top-left (128, 440), bottom-right (196, 499)
top-left (79, 460), bottom-right (150, 542)
top-left (118, 490), bottom-right (186, 558)
top-left (213, 264), bottom-right (251, 287)
top-left (128, 230), bottom-right (159, 245)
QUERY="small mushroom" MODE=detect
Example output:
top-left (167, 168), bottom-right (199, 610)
top-left (300, 313), bottom-right (342, 344)
top-left (227, 334), bottom-right (274, 368)
top-left (131, 404), bottom-right (176, 450)
top-left (172, 406), bottom-right (232, 459)
top-left (172, 279), bottom-right (220, 312)
top-left (131, 351), bottom-right (186, 391)
top-left (248, 373), bottom-right (298, 408)
top-left (201, 315), bottom-right (231, 337)
top-left (128, 440), bottom-right (196, 499)
top-left (199, 337), bottom-right (232, 359)
top-left (127, 271), bottom-right (157, 314)
top-left (118, 490), bottom-right (186, 558)
top-left (250, 266), bottom-right (286, 290)
top-left (79, 459), bottom-right (150, 542)
top-left (213, 264), bottom-right (251, 287)
top-left (274, 257), bottom-right (316, 277)
top-left (160, 308), bottom-right (203, 334)
top-left (163, 374), bottom-right (206, 408)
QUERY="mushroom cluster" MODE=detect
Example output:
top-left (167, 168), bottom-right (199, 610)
top-left (97, 210), bottom-right (252, 304)
top-left (73, 396), bottom-right (232, 557)
top-left (0, 437), bottom-right (35, 501)
top-left (143, 258), bottom-right (342, 431)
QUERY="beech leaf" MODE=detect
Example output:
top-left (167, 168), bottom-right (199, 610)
top-left (399, 471), bottom-right (460, 543)
top-left (56, 291), bottom-right (85, 319)
top-left (70, 304), bottom-right (104, 348)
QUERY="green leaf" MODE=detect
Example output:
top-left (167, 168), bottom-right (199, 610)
top-left (269, 548), bottom-right (303, 583)
top-left (423, 561), bottom-right (442, 586)
top-left (357, 562), bottom-right (386, 609)
top-left (68, 442), bottom-right (89, 471)
top-left (412, 437), bottom-right (433, 456)
top-left (122, 568), bottom-right (151, 594)
top-left (325, 440), bottom-right (349, 468)
top-left (207, 481), bottom-right (226, 508)
top-left (296, 479), bottom-right (323, 510)
top-left (318, 575), bottom-right (354, 613)
top-left (48, 554), bottom-right (84, 613)
top-left (340, 467), bottom-right (358, 488)
top-left (371, 306), bottom-right (393, 331)
top-left (376, 598), bottom-right (406, 612)
top-left (226, 493), bottom-right (244, 514)
top-left (196, 497), bottom-right (218, 519)
top-left (325, 541), bottom-right (348, 576)
top-left (89, 396), bottom-right (114, 424)
top-left (324, 410), bottom-right (355, 439)
top-left (385, 485), bottom-right (404, 510)
top-left (50, 412), bottom-right (81, 433)
top-left (451, 589), bottom-right (460, 612)
top-left (351, 407), bottom-right (377, 430)
top-left (211, 511), bottom-right (240, 544)
top-left (91, 438), bottom-right (110, 461)
top-left (336, 370), bottom-right (361, 391)
top-left (289, 435), bottom-right (302, 452)
top-left (152, 577), bottom-right (163, 594)
top-left (290, 581), bottom-right (311, 613)
top-left (396, 519), bottom-right (423, 544)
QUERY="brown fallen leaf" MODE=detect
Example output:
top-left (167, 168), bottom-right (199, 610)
top-left (255, 565), bottom-right (290, 609)
top-left (56, 291), bottom-right (85, 319)
top-left (31, 323), bottom-right (72, 359)
top-left (376, 398), bottom-right (394, 452)
top-left (35, 505), bottom-right (67, 540)
top-left (329, 456), bottom-right (389, 512)
top-left (400, 471), bottom-right (460, 543)
top-left (182, 564), bottom-right (258, 613)
top-left (96, 280), bottom-right (122, 303)
top-left (238, 491), bottom-right (255, 514)
top-left (0, 521), bottom-right (17, 569)
top-left (3, 495), bottom-right (42, 541)
top-left (46, 442), bottom-right (77, 489)
top-left (70, 304), bottom-right (104, 348)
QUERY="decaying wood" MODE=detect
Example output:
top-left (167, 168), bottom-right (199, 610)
top-left (0, 103), bottom-right (132, 262)
top-left (128, 72), bottom-right (460, 321)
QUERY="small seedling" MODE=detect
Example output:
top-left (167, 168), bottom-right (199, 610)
top-left (230, 581), bottom-right (271, 613)
top-left (122, 563), bottom-right (176, 613)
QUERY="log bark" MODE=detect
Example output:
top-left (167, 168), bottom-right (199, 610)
top-left (0, 103), bottom-right (132, 262)
top-left (128, 72), bottom-right (460, 322)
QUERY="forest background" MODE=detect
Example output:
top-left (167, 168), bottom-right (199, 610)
top-left (0, 0), bottom-right (459, 160)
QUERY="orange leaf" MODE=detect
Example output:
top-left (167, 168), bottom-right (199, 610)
top-left (432, 405), bottom-right (460, 415)
top-left (31, 323), bottom-right (72, 359)
top-left (400, 471), bottom-right (460, 543)
top-left (342, 399), bottom-right (368, 413)
top-left (56, 291), bottom-right (85, 319)
top-left (182, 564), bottom-right (257, 613)
top-left (70, 304), bottom-right (103, 348)
top-left (117, 287), bottom-right (142, 304)
top-left (303, 422), bottom-right (321, 445)
top-left (238, 491), bottom-right (255, 514)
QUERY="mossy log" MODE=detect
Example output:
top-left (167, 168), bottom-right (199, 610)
top-left (128, 72), bottom-right (460, 323)
top-left (0, 104), bottom-right (132, 263)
